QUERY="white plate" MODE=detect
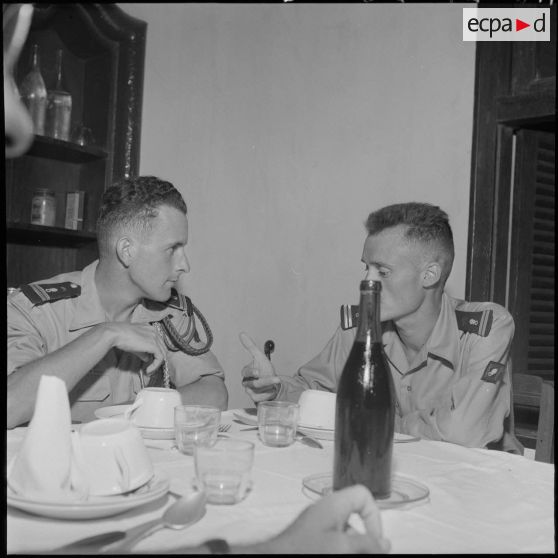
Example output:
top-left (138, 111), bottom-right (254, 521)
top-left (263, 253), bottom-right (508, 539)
top-left (302, 472), bottom-right (429, 509)
top-left (394, 432), bottom-right (421, 443)
top-left (136, 425), bottom-right (175, 440)
top-left (233, 410), bottom-right (419, 443)
top-left (94, 405), bottom-right (176, 440)
top-left (7, 474), bottom-right (170, 520)
top-left (232, 409), bottom-right (258, 426)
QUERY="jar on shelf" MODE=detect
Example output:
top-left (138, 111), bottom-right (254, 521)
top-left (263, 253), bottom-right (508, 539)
top-left (30, 188), bottom-right (56, 226)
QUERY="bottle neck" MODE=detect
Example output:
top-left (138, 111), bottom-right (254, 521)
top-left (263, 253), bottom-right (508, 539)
top-left (31, 45), bottom-right (39, 71)
top-left (55, 50), bottom-right (63, 90)
top-left (355, 280), bottom-right (382, 344)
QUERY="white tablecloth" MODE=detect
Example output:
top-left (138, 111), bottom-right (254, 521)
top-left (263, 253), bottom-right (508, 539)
top-left (7, 410), bottom-right (555, 554)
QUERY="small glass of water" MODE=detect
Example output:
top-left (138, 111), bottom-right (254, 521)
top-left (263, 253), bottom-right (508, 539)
top-left (174, 405), bottom-right (221, 455)
top-left (257, 401), bottom-right (299, 447)
top-left (194, 439), bottom-right (255, 504)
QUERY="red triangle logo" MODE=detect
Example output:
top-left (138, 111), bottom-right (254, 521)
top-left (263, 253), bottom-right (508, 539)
top-left (516, 19), bottom-right (530, 32)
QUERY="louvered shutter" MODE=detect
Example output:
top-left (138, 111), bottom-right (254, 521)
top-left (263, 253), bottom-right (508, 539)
top-left (528, 134), bottom-right (555, 378)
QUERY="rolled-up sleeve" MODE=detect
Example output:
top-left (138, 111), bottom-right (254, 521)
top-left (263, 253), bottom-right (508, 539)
top-left (168, 347), bottom-right (225, 387)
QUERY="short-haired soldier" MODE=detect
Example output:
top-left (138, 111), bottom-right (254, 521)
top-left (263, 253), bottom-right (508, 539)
top-left (241, 202), bottom-right (520, 451)
top-left (7, 176), bottom-right (228, 428)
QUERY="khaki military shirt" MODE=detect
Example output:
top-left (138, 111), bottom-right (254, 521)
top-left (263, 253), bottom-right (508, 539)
top-left (8, 261), bottom-right (224, 424)
top-left (276, 293), bottom-right (516, 449)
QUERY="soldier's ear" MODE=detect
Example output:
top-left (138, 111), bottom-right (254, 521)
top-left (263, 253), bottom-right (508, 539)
top-left (422, 261), bottom-right (441, 288)
top-left (116, 236), bottom-right (135, 267)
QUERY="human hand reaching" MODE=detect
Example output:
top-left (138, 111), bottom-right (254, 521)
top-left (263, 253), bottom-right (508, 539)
top-left (239, 332), bottom-right (281, 402)
top-left (103, 322), bottom-right (167, 375)
top-left (262, 484), bottom-right (391, 554)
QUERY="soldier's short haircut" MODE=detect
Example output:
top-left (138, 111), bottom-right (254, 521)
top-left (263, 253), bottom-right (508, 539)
top-left (96, 175), bottom-right (187, 254)
top-left (365, 202), bottom-right (455, 285)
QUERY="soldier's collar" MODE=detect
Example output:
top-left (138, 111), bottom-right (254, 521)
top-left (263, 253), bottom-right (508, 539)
top-left (383, 294), bottom-right (460, 372)
top-left (421, 293), bottom-right (461, 370)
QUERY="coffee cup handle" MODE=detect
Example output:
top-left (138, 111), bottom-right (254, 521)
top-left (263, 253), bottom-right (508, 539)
top-left (115, 446), bottom-right (131, 492)
top-left (124, 398), bottom-right (143, 420)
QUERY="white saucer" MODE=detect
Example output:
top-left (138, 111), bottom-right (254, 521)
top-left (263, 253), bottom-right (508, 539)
top-left (7, 473), bottom-right (170, 520)
top-left (233, 410), bottom-right (419, 443)
top-left (302, 472), bottom-right (429, 509)
top-left (232, 409), bottom-right (258, 426)
top-left (95, 405), bottom-right (176, 440)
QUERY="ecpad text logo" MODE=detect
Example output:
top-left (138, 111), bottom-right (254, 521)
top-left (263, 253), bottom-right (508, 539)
top-left (463, 8), bottom-right (550, 41)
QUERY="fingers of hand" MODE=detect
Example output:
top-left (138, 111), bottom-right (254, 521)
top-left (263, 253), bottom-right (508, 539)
top-left (239, 331), bottom-right (259, 353)
top-left (320, 485), bottom-right (383, 538)
top-left (243, 376), bottom-right (280, 390)
top-left (346, 533), bottom-right (391, 554)
top-left (248, 390), bottom-right (276, 403)
top-left (145, 355), bottom-right (163, 375)
top-left (239, 332), bottom-right (269, 366)
top-left (241, 363), bottom-right (259, 381)
top-left (350, 486), bottom-right (383, 539)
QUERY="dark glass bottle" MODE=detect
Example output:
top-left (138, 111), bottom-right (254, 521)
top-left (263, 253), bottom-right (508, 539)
top-left (45, 49), bottom-right (72, 141)
top-left (333, 279), bottom-right (395, 499)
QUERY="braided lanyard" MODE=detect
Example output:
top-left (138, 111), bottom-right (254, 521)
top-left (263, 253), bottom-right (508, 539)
top-left (153, 321), bottom-right (171, 389)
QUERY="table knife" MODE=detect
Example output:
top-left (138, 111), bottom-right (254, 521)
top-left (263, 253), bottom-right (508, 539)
top-left (297, 432), bottom-right (324, 449)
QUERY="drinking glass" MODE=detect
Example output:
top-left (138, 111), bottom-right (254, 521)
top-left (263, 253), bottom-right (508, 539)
top-left (174, 405), bottom-right (221, 455)
top-left (258, 401), bottom-right (299, 447)
top-left (194, 439), bottom-right (254, 504)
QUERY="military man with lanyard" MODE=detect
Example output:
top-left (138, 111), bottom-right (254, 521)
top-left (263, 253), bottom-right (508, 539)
top-left (7, 176), bottom-right (227, 428)
top-left (241, 202), bottom-right (521, 452)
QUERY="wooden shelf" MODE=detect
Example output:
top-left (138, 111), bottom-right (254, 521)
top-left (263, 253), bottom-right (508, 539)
top-left (7, 222), bottom-right (97, 247)
top-left (26, 135), bottom-right (108, 163)
top-left (6, 4), bottom-right (145, 287)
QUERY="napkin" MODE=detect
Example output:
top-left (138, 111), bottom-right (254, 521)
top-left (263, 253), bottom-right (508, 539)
top-left (7, 375), bottom-right (88, 501)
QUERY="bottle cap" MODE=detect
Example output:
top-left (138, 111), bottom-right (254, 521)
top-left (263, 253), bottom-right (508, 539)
top-left (360, 279), bottom-right (381, 291)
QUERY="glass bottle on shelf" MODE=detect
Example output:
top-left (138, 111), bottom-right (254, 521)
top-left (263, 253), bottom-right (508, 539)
top-left (19, 44), bottom-right (47, 136)
top-left (45, 49), bottom-right (72, 141)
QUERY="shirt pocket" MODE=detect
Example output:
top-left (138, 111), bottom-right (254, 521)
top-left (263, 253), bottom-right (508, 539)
top-left (71, 368), bottom-right (111, 403)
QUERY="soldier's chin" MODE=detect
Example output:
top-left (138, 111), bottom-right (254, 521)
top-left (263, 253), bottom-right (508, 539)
top-left (149, 287), bottom-right (172, 303)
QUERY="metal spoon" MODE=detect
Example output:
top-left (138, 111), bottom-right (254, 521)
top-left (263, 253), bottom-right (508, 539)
top-left (54, 491), bottom-right (206, 554)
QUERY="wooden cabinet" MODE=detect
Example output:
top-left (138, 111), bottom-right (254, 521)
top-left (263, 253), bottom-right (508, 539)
top-left (467, 5), bottom-right (555, 452)
top-left (6, 4), bottom-right (146, 287)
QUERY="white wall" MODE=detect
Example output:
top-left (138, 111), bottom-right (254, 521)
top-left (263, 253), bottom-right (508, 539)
top-left (123, 3), bottom-right (476, 410)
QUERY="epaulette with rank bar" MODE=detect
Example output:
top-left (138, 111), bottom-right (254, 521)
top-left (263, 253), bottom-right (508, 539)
top-left (167, 288), bottom-right (194, 316)
top-left (20, 281), bottom-right (81, 305)
top-left (455, 309), bottom-right (493, 337)
top-left (340, 304), bottom-right (359, 330)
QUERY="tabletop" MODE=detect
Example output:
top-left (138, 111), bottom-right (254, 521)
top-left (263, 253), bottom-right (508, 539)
top-left (7, 409), bottom-right (555, 554)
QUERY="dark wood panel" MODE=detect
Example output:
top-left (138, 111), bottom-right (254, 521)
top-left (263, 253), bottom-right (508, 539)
top-left (466, 5), bottom-right (556, 305)
top-left (7, 243), bottom-right (97, 287)
top-left (5, 5), bottom-right (145, 288)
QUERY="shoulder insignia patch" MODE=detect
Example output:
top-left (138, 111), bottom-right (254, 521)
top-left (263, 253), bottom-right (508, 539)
top-left (340, 304), bottom-right (359, 330)
top-left (167, 288), bottom-right (193, 316)
top-left (481, 361), bottom-right (505, 384)
top-left (20, 282), bottom-right (81, 306)
top-left (455, 309), bottom-right (493, 337)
